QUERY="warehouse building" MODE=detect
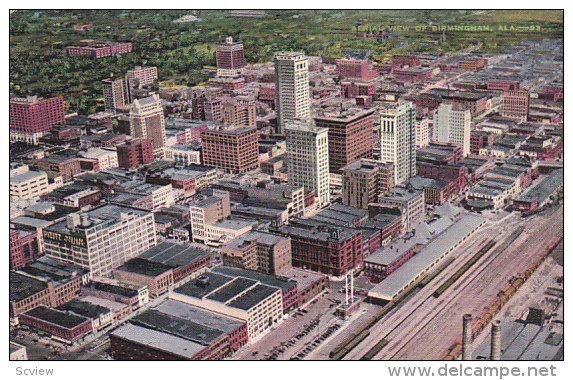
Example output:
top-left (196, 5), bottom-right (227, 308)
top-left (110, 299), bottom-right (248, 360)
top-left (170, 271), bottom-right (283, 340)
top-left (368, 213), bottom-right (485, 303)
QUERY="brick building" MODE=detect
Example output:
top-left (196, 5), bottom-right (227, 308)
top-left (341, 159), bottom-right (395, 210)
top-left (20, 306), bottom-right (93, 343)
top-left (10, 96), bottom-right (65, 144)
top-left (110, 299), bottom-right (248, 360)
top-left (340, 81), bottom-right (376, 99)
top-left (66, 41), bottom-right (132, 59)
top-left (10, 257), bottom-right (89, 318)
top-left (116, 139), bottom-right (154, 169)
top-left (277, 225), bottom-right (363, 277)
top-left (470, 130), bottom-right (494, 155)
top-left (220, 231), bottom-right (292, 276)
top-left (32, 154), bottom-right (81, 181)
top-left (10, 229), bottom-right (41, 270)
top-left (502, 90), bottom-right (530, 122)
top-left (201, 127), bottom-right (259, 174)
top-left (314, 108), bottom-right (374, 173)
top-left (336, 59), bottom-right (378, 81)
top-left (216, 37), bottom-right (246, 77)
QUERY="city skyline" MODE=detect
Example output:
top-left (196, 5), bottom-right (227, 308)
top-left (8, 8), bottom-right (564, 368)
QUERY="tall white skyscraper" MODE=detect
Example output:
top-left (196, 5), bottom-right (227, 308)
top-left (129, 94), bottom-right (166, 158)
top-left (274, 52), bottom-right (311, 134)
top-left (285, 122), bottom-right (330, 208)
top-left (433, 103), bottom-right (471, 156)
top-left (380, 102), bottom-right (417, 185)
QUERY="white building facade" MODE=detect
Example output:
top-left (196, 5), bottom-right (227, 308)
top-left (433, 103), bottom-right (471, 156)
top-left (274, 52), bottom-right (311, 134)
top-left (286, 123), bottom-right (330, 208)
top-left (380, 102), bottom-right (417, 185)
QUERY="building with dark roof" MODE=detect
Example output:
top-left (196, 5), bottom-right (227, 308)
top-left (59, 299), bottom-right (113, 331)
top-left (170, 270), bottom-right (283, 340)
top-left (113, 258), bottom-right (174, 298)
top-left (110, 299), bottom-right (248, 360)
top-left (19, 306), bottom-right (93, 343)
top-left (513, 169), bottom-right (563, 213)
top-left (212, 266), bottom-right (299, 313)
top-left (277, 223), bottom-right (363, 277)
top-left (10, 256), bottom-right (89, 318)
top-left (138, 240), bottom-right (211, 282)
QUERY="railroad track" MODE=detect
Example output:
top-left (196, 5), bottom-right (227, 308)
top-left (389, 209), bottom-right (563, 359)
top-left (336, 218), bottom-right (515, 360)
top-left (371, 224), bottom-right (527, 360)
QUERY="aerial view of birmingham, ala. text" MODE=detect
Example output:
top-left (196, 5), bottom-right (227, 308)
top-left (9, 9), bottom-right (563, 362)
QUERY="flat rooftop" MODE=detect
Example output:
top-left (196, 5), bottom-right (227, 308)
top-left (368, 214), bottom-right (485, 300)
top-left (227, 284), bottom-right (279, 310)
top-left (23, 306), bottom-right (89, 329)
top-left (206, 277), bottom-right (258, 303)
top-left (18, 256), bottom-right (88, 285)
top-left (110, 323), bottom-right (205, 359)
top-left (473, 321), bottom-right (563, 360)
top-left (138, 241), bottom-right (210, 268)
top-left (154, 299), bottom-right (244, 333)
top-left (213, 266), bottom-right (296, 293)
top-left (516, 169), bottom-right (563, 203)
top-left (116, 258), bottom-right (173, 277)
top-left (86, 280), bottom-right (139, 298)
top-left (131, 309), bottom-right (225, 346)
top-left (10, 271), bottom-right (48, 302)
top-left (173, 271), bottom-right (280, 310)
top-left (59, 300), bottom-right (110, 319)
top-left (174, 272), bottom-right (235, 299)
top-left (10, 170), bottom-right (46, 184)
top-left (46, 204), bottom-right (150, 234)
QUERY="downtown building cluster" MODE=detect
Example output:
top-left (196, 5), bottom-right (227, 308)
top-left (9, 29), bottom-right (563, 361)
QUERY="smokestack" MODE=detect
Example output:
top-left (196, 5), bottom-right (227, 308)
top-left (462, 314), bottom-right (473, 360)
top-left (490, 320), bottom-right (501, 360)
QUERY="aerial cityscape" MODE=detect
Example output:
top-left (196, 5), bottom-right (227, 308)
top-left (9, 9), bottom-right (564, 362)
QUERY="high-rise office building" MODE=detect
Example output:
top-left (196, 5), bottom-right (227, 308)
top-left (274, 52), bottom-right (310, 134)
top-left (9, 96), bottom-right (65, 144)
top-left (129, 94), bottom-right (166, 157)
top-left (380, 102), bottom-right (417, 185)
top-left (216, 37), bottom-right (246, 78)
top-left (341, 159), bottom-right (394, 210)
top-left (433, 103), bottom-right (471, 156)
top-left (314, 108), bottom-right (374, 173)
top-left (201, 127), bottom-right (259, 174)
top-left (102, 77), bottom-right (131, 113)
top-left (285, 123), bottom-right (330, 208)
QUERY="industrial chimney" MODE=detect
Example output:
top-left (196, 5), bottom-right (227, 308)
top-left (490, 320), bottom-right (501, 360)
top-left (462, 314), bottom-right (473, 360)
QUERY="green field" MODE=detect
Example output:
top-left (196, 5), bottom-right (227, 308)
top-left (9, 10), bottom-right (563, 114)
